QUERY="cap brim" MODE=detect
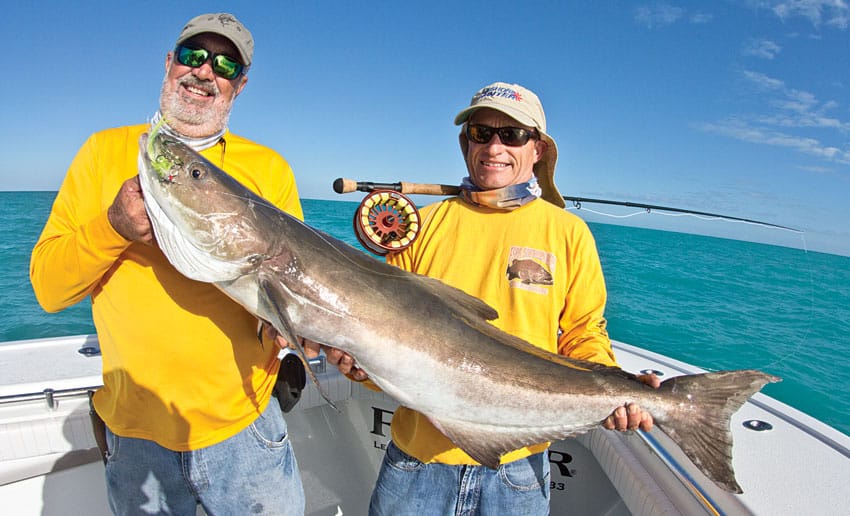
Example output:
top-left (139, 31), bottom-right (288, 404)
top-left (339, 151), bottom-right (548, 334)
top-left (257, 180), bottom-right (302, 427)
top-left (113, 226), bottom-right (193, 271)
top-left (454, 104), bottom-right (538, 128)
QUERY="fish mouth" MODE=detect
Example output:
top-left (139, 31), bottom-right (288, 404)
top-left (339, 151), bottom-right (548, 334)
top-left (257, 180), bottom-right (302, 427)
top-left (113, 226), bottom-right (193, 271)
top-left (143, 125), bottom-right (184, 184)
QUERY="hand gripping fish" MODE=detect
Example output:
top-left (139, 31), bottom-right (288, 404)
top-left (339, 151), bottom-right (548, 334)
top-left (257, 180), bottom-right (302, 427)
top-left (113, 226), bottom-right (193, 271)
top-left (137, 128), bottom-right (779, 494)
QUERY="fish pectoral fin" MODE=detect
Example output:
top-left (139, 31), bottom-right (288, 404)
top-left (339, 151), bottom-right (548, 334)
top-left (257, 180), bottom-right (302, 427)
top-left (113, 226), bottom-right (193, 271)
top-left (259, 274), bottom-right (339, 411)
top-left (430, 417), bottom-right (541, 470)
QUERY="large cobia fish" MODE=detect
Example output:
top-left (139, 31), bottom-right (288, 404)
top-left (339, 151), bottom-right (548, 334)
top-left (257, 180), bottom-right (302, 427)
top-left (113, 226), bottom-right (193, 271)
top-left (137, 128), bottom-right (779, 494)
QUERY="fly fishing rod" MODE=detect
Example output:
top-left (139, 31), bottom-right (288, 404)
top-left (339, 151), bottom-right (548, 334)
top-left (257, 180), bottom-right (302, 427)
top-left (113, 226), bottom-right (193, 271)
top-left (560, 196), bottom-right (801, 232)
top-left (333, 178), bottom-right (461, 196)
top-left (334, 177), bottom-right (801, 254)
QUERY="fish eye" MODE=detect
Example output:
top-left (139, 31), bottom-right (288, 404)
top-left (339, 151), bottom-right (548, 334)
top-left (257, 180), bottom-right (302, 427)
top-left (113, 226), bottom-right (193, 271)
top-left (190, 167), bottom-right (205, 179)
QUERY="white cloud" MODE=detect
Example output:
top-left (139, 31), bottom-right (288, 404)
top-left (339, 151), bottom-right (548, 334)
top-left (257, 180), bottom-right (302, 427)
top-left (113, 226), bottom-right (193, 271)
top-left (742, 70), bottom-right (785, 90)
top-left (634, 4), bottom-right (686, 28)
top-left (796, 164), bottom-right (837, 175)
top-left (698, 70), bottom-right (850, 165)
top-left (699, 118), bottom-right (850, 163)
top-left (634, 5), bottom-right (714, 28)
top-left (754, 0), bottom-right (850, 29)
top-left (741, 71), bottom-right (850, 131)
top-left (690, 12), bottom-right (714, 23)
top-left (742, 38), bottom-right (782, 59)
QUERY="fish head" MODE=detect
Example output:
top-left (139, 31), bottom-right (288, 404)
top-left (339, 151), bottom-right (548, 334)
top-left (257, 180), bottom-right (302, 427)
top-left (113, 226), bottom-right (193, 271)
top-left (138, 129), bottom-right (269, 282)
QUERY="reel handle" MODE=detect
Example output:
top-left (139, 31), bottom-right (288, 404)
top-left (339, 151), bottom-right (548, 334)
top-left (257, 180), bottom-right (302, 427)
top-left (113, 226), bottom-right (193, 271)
top-left (334, 177), bottom-right (460, 196)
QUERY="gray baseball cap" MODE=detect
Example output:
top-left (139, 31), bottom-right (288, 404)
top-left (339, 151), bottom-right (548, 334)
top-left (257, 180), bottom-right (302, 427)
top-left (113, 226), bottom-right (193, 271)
top-left (176, 13), bottom-right (254, 67)
top-left (455, 82), bottom-right (564, 208)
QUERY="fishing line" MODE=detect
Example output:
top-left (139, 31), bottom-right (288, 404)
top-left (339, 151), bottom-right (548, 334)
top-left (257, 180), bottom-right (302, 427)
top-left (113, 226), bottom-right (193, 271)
top-left (563, 196), bottom-right (801, 232)
top-left (566, 202), bottom-right (815, 376)
top-left (565, 204), bottom-right (804, 233)
top-left (755, 234), bottom-right (816, 373)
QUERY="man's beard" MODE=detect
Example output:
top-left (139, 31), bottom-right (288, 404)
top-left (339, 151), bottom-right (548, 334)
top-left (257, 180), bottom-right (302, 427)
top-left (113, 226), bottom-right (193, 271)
top-left (159, 74), bottom-right (234, 138)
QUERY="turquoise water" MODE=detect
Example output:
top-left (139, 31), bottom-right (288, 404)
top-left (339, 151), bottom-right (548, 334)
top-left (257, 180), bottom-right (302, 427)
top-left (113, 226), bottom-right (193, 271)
top-left (4, 192), bottom-right (849, 435)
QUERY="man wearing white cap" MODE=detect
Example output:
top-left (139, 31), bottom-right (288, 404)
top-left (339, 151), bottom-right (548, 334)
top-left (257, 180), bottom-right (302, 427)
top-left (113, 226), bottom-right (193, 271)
top-left (31, 13), bottom-right (306, 514)
top-left (328, 82), bottom-right (659, 514)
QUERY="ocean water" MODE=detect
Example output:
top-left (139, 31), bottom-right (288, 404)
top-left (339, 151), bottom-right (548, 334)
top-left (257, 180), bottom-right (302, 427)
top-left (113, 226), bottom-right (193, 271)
top-left (4, 192), bottom-right (849, 435)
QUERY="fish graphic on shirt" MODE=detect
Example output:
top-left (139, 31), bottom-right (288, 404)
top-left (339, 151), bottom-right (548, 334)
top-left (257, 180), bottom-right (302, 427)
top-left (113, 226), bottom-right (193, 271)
top-left (506, 258), bottom-right (553, 285)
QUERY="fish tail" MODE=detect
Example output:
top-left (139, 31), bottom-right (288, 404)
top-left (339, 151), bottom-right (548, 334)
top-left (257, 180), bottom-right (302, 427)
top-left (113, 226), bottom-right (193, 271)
top-left (655, 370), bottom-right (780, 493)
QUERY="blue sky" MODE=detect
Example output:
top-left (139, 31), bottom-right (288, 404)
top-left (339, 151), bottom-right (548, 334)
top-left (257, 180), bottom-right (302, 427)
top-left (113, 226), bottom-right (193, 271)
top-left (2, 1), bottom-right (849, 255)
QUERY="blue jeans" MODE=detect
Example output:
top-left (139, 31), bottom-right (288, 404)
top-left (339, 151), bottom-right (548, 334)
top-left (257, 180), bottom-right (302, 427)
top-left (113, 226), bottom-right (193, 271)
top-left (369, 441), bottom-right (550, 516)
top-left (104, 400), bottom-right (304, 515)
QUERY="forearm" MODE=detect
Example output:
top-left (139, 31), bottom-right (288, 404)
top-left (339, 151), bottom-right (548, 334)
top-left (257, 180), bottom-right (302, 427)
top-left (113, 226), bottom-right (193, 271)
top-left (558, 227), bottom-right (617, 366)
top-left (30, 209), bottom-right (130, 312)
top-left (558, 316), bottom-right (616, 366)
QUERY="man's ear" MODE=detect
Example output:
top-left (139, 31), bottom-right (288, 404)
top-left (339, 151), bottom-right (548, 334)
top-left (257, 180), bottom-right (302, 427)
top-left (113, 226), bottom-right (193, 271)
top-left (234, 74), bottom-right (248, 98)
top-left (458, 130), bottom-right (469, 158)
top-left (534, 139), bottom-right (548, 163)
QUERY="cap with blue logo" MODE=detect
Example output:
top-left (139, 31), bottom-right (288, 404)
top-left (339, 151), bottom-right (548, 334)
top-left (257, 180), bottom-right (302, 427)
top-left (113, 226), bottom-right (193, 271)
top-left (455, 82), bottom-right (563, 208)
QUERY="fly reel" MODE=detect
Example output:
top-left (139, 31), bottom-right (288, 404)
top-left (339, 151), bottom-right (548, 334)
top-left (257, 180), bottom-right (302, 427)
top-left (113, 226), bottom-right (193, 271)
top-left (354, 190), bottom-right (420, 256)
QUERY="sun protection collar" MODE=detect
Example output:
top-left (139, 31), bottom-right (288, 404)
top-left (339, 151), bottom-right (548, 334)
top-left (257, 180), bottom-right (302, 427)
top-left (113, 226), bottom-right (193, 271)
top-left (458, 176), bottom-right (541, 210)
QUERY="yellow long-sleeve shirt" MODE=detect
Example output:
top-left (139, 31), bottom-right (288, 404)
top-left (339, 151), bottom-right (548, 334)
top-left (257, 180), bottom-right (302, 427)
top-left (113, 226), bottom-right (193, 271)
top-left (386, 196), bottom-right (616, 465)
top-left (30, 124), bottom-right (303, 451)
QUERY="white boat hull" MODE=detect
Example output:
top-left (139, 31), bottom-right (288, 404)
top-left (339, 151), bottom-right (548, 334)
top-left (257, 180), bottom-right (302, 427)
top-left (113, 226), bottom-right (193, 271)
top-left (2, 335), bottom-right (848, 515)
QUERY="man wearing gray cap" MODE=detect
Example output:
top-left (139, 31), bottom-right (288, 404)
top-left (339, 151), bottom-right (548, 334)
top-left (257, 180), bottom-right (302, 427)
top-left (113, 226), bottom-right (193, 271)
top-left (31, 13), bottom-right (306, 514)
top-left (327, 82), bottom-right (659, 515)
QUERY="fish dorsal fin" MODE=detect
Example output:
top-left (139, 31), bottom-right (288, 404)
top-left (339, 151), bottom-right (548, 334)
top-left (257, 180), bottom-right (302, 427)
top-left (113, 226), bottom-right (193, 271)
top-left (413, 271), bottom-right (635, 381)
top-left (530, 351), bottom-right (637, 380)
top-left (414, 274), bottom-right (499, 322)
top-left (305, 226), bottom-right (499, 323)
top-left (466, 317), bottom-right (638, 379)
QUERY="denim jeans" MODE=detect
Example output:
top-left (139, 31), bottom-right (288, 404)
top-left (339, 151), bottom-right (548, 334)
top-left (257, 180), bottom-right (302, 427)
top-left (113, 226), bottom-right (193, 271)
top-left (104, 399), bottom-right (304, 515)
top-left (369, 441), bottom-right (550, 516)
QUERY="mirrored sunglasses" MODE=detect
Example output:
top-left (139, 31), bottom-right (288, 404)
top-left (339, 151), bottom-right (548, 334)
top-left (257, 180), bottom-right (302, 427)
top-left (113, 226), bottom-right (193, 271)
top-left (174, 45), bottom-right (244, 80)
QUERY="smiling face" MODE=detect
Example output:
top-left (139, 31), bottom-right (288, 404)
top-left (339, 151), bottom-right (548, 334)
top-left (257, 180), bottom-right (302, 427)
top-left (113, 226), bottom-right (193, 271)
top-left (159, 32), bottom-right (248, 138)
top-left (462, 108), bottom-right (548, 191)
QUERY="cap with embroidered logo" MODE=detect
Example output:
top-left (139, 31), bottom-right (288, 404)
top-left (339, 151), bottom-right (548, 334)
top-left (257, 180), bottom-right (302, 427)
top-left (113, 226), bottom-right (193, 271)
top-left (176, 13), bottom-right (254, 68)
top-left (455, 82), bottom-right (564, 208)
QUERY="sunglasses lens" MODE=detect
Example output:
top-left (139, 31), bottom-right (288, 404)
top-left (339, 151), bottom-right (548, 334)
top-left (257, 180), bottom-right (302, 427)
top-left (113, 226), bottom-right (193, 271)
top-left (498, 128), bottom-right (529, 146)
top-left (466, 125), bottom-right (494, 144)
top-left (212, 55), bottom-right (243, 80)
top-left (176, 46), bottom-right (208, 68)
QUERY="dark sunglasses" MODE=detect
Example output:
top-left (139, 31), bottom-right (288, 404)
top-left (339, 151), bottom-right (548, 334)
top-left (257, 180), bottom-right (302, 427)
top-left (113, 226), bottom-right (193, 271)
top-left (465, 124), bottom-right (539, 147)
top-left (174, 45), bottom-right (244, 80)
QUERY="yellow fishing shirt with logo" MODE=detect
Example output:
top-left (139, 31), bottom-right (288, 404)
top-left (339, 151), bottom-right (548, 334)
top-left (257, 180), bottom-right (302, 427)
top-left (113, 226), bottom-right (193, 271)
top-left (30, 124), bottom-right (303, 451)
top-left (386, 196), bottom-right (616, 465)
